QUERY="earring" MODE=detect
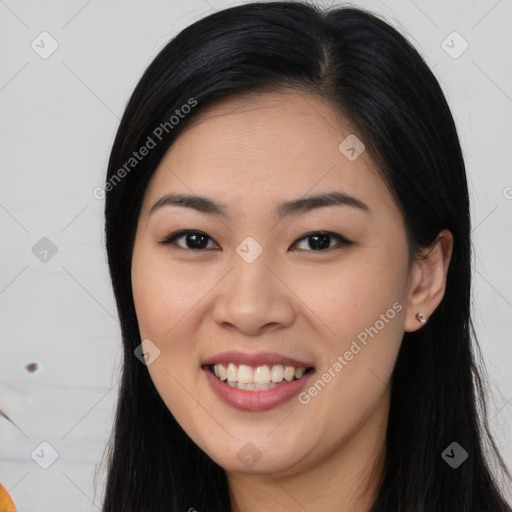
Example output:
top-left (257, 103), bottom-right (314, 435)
top-left (416, 312), bottom-right (426, 324)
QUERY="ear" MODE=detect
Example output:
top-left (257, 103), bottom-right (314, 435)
top-left (404, 229), bottom-right (454, 332)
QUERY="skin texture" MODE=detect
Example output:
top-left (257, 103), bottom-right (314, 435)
top-left (131, 90), bottom-right (453, 511)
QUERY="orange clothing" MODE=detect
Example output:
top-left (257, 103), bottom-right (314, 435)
top-left (0, 483), bottom-right (17, 512)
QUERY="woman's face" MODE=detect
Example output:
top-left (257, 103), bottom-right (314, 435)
top-left (131, 90), bottom-right (413, 476)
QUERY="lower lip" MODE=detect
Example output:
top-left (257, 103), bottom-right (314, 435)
top-left (203, 367), bottom-right (314, 412)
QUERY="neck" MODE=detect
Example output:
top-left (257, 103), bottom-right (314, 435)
top-left (227, 390), bottom-right (389, 512)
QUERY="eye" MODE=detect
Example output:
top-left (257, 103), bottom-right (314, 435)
top-left (159, 230), bottom-right (352, 252)
top-left (160, 230), bottom-right (219, 251)
top-left (292, 231), bottom-right (352, 252)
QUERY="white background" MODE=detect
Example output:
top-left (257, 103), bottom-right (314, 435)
top-left (0, 0), bottom-right (511, 510)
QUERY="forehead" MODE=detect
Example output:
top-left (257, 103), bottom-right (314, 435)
top-left (142, 90), bottom-right (395, 218)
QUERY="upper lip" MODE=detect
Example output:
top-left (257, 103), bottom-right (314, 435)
top-left (202, 351), bottom-right (315, 368)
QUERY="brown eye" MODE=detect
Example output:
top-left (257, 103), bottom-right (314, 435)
top-left (160, 230), bottom-right (219, 250)
top-left (160, 229), bottom-right (352, 252)
top-left (292, 231), bottom-right (352, 251)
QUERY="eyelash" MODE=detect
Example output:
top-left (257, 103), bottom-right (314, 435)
top-left (159, 230), bottom-right (353, 253)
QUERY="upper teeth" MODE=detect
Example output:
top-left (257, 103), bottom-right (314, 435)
top-left (213, 363), bottom-right (306, 384)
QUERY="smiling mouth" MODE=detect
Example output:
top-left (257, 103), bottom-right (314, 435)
top-left (206, 362), bottom-right (314, 391)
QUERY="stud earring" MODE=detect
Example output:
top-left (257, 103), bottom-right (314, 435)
top-left (416, 312), bottom-right (426, 324)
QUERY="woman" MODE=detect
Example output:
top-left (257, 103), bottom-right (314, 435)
top-left (98, 2), bottom-right (512, 510)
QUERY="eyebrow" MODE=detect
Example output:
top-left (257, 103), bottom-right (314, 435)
top-left (149, 191), bottom-right (370, 220)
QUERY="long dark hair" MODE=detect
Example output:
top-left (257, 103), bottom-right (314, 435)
top-left (98, 2), bottom-right (512, 510)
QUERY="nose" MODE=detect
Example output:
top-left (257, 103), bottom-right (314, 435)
top-left (211, 249), bottom-right (296, 336)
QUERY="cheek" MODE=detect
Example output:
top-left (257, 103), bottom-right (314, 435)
top-left (313, 251), bottom-right (406, 390)
top-left (297, 250), bottom-right (407, 414)
top-left (294, 259), bottom-right (406, 444)
top-left (298, 252), bottom-right (407, 348)
top-left (130, 246), bottom-right (208, 419)
top-left (131, 244), bottom-right (203, 343)
top-left (131, 246), bottom-right (206, 429)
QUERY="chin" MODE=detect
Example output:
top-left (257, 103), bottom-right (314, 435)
top-left (202, 435), bottom-right (310, 476)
